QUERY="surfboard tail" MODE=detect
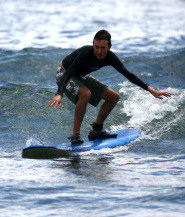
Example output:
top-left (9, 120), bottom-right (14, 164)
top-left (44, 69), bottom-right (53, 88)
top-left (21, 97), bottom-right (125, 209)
top-left (22, 146), bottom-right (72, 159)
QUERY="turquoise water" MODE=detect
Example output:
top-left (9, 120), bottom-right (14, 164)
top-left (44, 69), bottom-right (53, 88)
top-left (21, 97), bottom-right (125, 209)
top-left (0, 0), bottom-right (185, 216)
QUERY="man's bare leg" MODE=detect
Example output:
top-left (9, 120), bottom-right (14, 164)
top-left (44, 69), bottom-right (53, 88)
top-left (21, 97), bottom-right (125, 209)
top-left (72, 87), bottom-right (91, 135)
top-left (92, 88), bottom-right (120, 133)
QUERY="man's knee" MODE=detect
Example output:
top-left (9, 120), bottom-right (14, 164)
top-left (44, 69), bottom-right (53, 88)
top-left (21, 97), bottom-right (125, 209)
top-left (101, 88), bottom-right (120, 105)
top-left (78, 86), bottom-right (91, 103)
top-left (112, 92), bottom-right (120, 104)
top-left (109, 91), bottom-right (120, 105)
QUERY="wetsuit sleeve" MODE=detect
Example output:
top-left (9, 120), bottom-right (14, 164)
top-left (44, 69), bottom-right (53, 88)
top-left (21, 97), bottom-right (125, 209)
top-left (110, 53), bottom-right (149, 90)
top-left (56, 50), bottom-right (86, 96)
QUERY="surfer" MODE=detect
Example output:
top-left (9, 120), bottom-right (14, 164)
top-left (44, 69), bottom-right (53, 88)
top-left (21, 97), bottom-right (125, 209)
top-left (47, 30), bottom-right (172, 144)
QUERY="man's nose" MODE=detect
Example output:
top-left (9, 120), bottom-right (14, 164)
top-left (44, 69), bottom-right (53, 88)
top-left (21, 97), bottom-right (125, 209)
top-left (98, 48), bottom-right (102, 53)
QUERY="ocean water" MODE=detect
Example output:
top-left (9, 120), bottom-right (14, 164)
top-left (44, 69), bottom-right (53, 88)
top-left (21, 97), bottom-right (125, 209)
top-left (0, 0), bottom-right (185, 216)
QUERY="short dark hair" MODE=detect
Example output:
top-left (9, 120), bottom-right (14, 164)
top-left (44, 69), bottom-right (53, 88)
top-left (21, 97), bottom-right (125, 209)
top-left (93, 30), bottom-right (112, 46)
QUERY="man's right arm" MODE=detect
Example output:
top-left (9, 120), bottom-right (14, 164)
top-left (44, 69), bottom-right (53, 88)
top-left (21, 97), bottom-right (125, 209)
top-left (47, 47), bottom-right (89, 109)
top-left (56, 48), bottom-right (88, 97)
top-left (47, 94), bottom-right (62, 109)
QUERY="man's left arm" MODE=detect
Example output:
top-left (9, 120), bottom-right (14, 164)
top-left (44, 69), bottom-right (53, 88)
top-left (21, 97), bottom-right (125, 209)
top-left (147, 86), bottom-right (172, 99)
top-left (110, 52), bottom-right (172, 99)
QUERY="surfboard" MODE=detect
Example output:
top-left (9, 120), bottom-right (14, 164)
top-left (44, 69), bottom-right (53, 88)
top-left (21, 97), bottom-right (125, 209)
top-left (22, 129), bottom-right (140, 159)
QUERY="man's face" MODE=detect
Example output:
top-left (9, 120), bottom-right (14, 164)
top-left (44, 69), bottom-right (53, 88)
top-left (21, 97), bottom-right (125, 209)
top-left (93, 39), bottom-right (111, 59)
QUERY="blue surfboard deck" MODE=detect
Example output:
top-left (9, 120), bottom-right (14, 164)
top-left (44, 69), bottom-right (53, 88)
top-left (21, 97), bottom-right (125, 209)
top-left (22, 129), bottom-right (140, 159)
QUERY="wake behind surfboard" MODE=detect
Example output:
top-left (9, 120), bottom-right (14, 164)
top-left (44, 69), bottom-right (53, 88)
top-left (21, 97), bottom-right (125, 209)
top-left (22, 129), bottom-right (141, 159)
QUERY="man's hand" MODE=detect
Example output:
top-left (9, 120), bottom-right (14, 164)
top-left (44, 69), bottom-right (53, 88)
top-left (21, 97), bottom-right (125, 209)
top-left (47, 94), bottom-right (62, 109)
top-left (148, 86), bottom-right (172, 99)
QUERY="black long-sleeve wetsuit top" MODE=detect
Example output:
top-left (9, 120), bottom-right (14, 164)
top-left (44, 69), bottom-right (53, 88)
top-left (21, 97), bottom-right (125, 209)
top-left (57, 46), bottom-right (148, 96)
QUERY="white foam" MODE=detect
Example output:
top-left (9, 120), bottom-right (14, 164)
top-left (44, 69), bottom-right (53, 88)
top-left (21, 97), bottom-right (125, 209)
top-left (111, 82), bottom-right (185, 139)
top-left (79, 144), bottom-right (130, 157)
top-left (26, 138), bottom-right (43, 147)
top-left (0, 0), bottom-right (185, 51)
